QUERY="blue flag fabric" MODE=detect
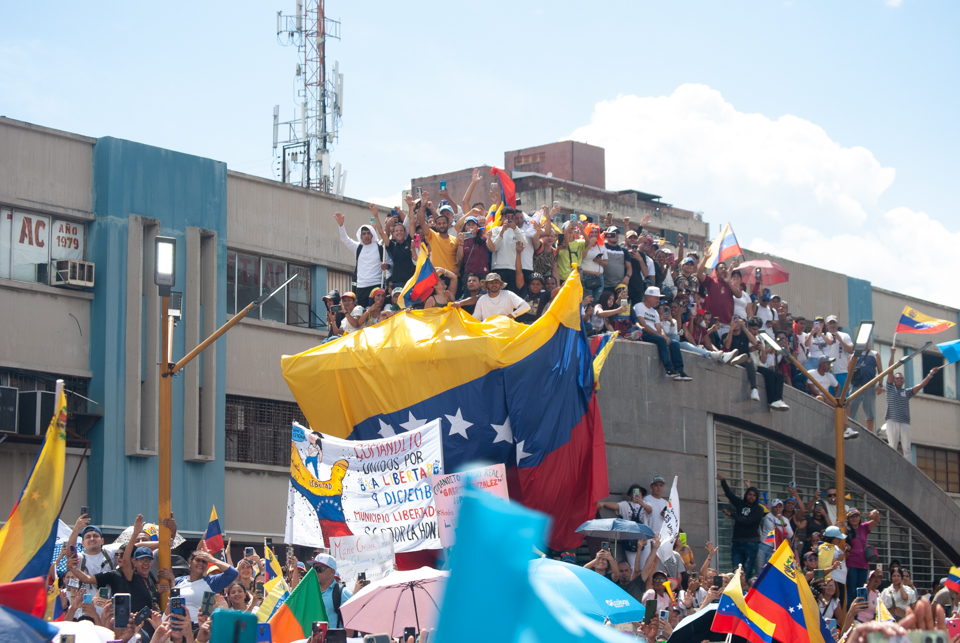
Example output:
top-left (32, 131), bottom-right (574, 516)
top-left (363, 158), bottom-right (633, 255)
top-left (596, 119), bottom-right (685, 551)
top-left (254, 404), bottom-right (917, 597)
top-left (937, 339), bottom-right (960, 365)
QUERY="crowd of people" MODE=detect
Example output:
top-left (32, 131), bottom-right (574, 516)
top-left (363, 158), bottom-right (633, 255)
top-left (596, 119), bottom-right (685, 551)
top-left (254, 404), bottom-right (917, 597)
top-left (326, 172), bottom-right (941, 458)
top-left (589, 476), bottom-right (960, 641)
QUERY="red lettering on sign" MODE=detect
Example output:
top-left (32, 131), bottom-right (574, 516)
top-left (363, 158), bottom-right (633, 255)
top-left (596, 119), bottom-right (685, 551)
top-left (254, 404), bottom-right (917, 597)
top-left (19, 217), bottom-right (34, 245)
top-left (35, 219), bottom-right (46, 247)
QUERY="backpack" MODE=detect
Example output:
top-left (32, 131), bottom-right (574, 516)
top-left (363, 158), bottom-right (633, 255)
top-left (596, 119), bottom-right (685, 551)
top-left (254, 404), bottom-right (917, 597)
top-left (624, 505), bottom-right (644, 552)
top-left (331, 581), bottom-right (345, 628)
top-left (354, 242), bottom-right (386, 287)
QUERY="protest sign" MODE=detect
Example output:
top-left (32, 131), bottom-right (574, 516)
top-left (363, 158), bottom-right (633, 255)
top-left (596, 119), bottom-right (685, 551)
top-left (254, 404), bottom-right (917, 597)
top-left (657, 476), bottom-right (681, 563)
top-left (285, 419), bottom-right (444, 552)
top-left (430, 464), bottom-right (509, 548)
top-left (328, 532), bottom-right (395, 587)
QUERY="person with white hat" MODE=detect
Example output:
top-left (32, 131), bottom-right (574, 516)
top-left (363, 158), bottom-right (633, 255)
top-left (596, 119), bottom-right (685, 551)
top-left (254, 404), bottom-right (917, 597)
top-left (632, 286), bottom-right (690, 381)
top-left (314, 553), bottom-right (352, 630)
top-left (468, 273), bottom-right (530, 322)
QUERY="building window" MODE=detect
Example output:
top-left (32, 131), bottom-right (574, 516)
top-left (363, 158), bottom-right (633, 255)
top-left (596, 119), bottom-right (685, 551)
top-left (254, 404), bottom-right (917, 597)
top-left (224, 395), bottom-right (306, 466)
top-left (916, 446), bottom-right (960, 493)
top-left (921, 353), bottom-right (945, 397)
top-left (1, 207), bottom-right (87, 284)
top-left (226, 252), bottom-right (312, 326)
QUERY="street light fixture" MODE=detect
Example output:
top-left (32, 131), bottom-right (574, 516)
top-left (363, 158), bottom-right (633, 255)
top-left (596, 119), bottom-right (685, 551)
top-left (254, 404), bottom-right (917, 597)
top-left (155, 237), bottom-right (176, 295)
top-left (852, 320), bottom-right (875, 358)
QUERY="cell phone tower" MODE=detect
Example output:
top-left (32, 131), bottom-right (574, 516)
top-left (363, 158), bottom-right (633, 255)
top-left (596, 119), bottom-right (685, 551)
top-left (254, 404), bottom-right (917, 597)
top-left (272, 0), bottom-right (344, 195)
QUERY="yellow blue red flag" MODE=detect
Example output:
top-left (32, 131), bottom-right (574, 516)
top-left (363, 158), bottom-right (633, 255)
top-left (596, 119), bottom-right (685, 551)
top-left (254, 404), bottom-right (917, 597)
top-left (281, 272), bottom-right (612, 551)
top-left (705, 222), bottom-right (742, 270)
top-left (896, 305), bottom-right (956, 335)
top-left (711, 569), bottom-right (776, 643)
top-left (399, 243), bottom-right (439, 308)
top-left (0, 386), bottom-right (67, 583)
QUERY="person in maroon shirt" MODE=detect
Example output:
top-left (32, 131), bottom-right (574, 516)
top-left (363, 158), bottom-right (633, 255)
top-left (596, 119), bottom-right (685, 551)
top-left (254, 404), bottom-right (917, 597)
top-left (696, 258), bottom-right (743, 337)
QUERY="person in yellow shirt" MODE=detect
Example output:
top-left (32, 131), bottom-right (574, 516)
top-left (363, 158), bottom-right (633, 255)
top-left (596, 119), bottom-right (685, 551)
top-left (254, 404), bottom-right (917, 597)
top-left (416, 190), bottom-right (459, 272)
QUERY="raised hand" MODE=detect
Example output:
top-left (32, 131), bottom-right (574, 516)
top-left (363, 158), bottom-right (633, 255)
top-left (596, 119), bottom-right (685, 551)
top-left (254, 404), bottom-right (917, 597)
top-left (333, 211), bottom-right (345, 227)
top-left (640, 212), bottom-right (651, 228)
top-left (369, 203), bottom-right (378, 218)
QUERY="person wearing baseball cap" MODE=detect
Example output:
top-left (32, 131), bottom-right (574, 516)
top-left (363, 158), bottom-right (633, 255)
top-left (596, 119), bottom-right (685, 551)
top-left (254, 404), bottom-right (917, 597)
top-left (821, 314), bottom-right (854, 390)
top-left (633, 286), bottom-right (691, 381)
top-left (602, 225), bottom-right (631, 294)
top-left (63, 511), bottom-right (114, 593)
top-left (314, 554), bottom-right (353, 629)
top-left (416, 191), bottom-right (460, 274)
top-left (468, 273), bottom-right (530, 322)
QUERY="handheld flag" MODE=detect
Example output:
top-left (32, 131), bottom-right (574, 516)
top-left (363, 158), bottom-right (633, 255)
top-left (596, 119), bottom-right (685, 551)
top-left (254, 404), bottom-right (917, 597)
top-left (0, 385), bottom-right (67, 583)
top-left (945, 567), bottom-right (960, 594)
top-left (263, 545), bottom-right (283, 584)
top-left (490, 167), bottom-right (516, 209)
top-left (711, 569), bottom-right (776, 643)
top-left (589, 332), bottom-right (618, 390)
top-left (937, 339), bottom-right (960, 365)
top-left (257, 578), bottom-right (290, 623)
top-left (876, 598), bottom-right (895, 623)
top-left (895, 305), bottom-right (956, 335)
top-left (704, 222), bottom-right (742, 271)
top-left (656, 477), bottom-right (680, 563)
top-left (744, 540), bottom-right (832, 643)
top-left (203, 507), bottom-right (224, 554)
top-left (399, 243), bottom-right (439, 308)
top-left (267, 567), bottom-right (328, 643)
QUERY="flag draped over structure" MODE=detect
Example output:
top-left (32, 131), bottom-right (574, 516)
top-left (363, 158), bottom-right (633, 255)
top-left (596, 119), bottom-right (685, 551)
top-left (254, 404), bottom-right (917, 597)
top-left (281, 272), bottom-right (610, 550)
top-left (0, 388), bottom-right (66, 583)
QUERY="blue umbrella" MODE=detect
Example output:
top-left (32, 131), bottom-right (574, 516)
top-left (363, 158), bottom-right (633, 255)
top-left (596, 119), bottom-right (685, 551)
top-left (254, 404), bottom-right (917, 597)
top-left (0, 606), bottom-right (59, 643)
top-left (528, 558), bottom-right (646, 625)
top-left (938, 339), bottom-right (960, 365)
top-left (575, 519), bottom-right (655, 557)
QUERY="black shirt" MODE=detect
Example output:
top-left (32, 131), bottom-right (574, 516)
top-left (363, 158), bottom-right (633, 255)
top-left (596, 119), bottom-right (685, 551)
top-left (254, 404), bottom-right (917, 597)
top-left (97, 570), bottom-right (159, 614)
top-left (516, 290), bottom-right (551, 324)
top-left (386, 238), bottom-right (415, 287)
top-left (625, 251), bottom-right (647, 304)
top-left (723, 330), bottom-right (751, 356)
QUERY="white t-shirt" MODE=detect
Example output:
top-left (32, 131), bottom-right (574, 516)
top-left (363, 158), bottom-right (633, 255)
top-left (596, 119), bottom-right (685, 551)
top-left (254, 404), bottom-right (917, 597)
top-left (756, 304), bottom-right (779, 339)
top-left (823, 331), bottom-right (852, 375)
top-left (880, 585), bottom-right (918, 612)
top-left (77, 551), bottom-right (113, 592)
top-left (732, 292), bottom-right (752, 322)
top-left (806, 331), bottom-right (831, 360)
top-left (489, 226), bottom-right (525, 271)
top-left (661, 318), bottom-right (678, 338)
top-left (681, 587), bottom-right (708, 610)
top-left (809, 369), bottom-right (839, 393)
top-left (761, 513), bottom-right (794, 541)
top-left (519, 224), bottom-right (536, 272)
top-left (473, 290), bottom-right (529, 322)
top-left (633, 302), bottom-right (660, 333)
top-left (829, 544), bottom-right (847, 584)
top-left (643, 495), bottom-right (670, 534)
top-left (582, 244), bottom-right (607, 276)
top-left (616, 500), bottom-right (648, 524)
top-left (340, 305), bottom-right (364, 334)
top-left (589, 305), bottom-right (607, 332)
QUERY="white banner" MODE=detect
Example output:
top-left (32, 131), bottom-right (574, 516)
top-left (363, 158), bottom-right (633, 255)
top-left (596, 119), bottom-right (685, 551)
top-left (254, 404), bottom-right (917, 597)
top-left (51, 219), bottom-right (85, 261)
top-left (657, 476), bottom-right (681, 563)
top-left (328, 532), bottom-right (395, 587)
top-left (430, 464), bottom-right (509, 548)
top-left (285, 420), bottom-right (444, 553)
top-left (12, 211), bottom-right (49, 266)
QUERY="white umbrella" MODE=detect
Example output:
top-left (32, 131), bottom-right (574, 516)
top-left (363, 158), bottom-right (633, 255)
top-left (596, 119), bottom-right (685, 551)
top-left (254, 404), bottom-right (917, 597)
top-left (340, 567), bottom-right (449, 637)
top-left (50, 620), bottom-right (116, 643)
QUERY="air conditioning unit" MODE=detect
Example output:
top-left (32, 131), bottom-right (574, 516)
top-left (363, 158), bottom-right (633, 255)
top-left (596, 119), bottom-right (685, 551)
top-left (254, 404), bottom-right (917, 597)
top-left (0, 386), bottom-right (17, 434)
top-left (18, 390), bottom-right (56, 436)
top-left (51, 260), bottom-right (95, 289)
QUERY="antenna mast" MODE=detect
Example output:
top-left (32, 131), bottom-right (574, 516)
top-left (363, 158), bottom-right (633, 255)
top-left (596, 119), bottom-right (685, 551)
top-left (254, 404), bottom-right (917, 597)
top-left (273, 0), bottom-right (343, 194)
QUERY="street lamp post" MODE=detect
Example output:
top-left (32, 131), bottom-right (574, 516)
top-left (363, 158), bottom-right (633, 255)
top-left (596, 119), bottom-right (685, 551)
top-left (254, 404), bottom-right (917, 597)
top-left (759, 323), bottom-right (930, 534)
top-left (153, 236), bottom-right (295, 608)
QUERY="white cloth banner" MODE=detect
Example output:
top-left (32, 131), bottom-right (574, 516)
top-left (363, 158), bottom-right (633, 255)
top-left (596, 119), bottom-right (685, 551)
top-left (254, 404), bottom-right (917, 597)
top-left (657, 476), bottom-right (681, 563)
top-left (328, 532), bottom-right (395, 587)
top-left (12, 211), bottom-right (50, 266)
top-left (285, 420), bottom-right (444, 553)
top-left (430, 464), bottom-right (509, 548)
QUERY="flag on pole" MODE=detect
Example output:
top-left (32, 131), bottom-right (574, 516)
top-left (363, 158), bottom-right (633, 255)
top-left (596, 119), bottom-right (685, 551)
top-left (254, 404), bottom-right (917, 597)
top-left (937, 339), bottom-right (960, 365)
top-left (876, 598), bottom-right (895, 623)
top-left (656, 476), bottom-right (680, 563)
top-left (399, 243), bottom-right (439, 308)
top-left (256, 546), bottom-right (290, 624)
top-left (704, 222), bottom-right (742, 271)
top-left (0, 386), bottom-right (67, 583)
top-left (711, 569), bottom-right (776, 643)
top-left (267, 568), bottom-right (328, 643)
top-left (262, 546), bottom-right (283, 584)
top-left (203, 507), bottom-right (224, 554)
top-left (895, 305), bottom-right (956, 335)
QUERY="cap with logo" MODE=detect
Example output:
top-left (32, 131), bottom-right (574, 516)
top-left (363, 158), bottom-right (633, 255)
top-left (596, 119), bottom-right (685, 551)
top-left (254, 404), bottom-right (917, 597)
top-left (313, 553), bottom-right (338, 572)
top-left (825, 315), bottom-right (838, 323)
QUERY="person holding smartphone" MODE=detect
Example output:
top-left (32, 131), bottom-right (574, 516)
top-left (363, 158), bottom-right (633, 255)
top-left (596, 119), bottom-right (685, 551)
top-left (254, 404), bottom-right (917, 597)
top-left (597, 484), bottom-right (651, 570)
top-left (174, 551), bottom-right (238, 623)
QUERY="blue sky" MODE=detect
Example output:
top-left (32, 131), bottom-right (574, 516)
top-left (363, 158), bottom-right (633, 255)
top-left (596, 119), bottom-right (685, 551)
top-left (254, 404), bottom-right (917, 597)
top-left (2, 0), bottom-right (958, 306)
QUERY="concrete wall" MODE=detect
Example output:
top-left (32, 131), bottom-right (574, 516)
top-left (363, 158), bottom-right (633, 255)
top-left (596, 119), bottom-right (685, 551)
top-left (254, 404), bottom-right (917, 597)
top-left (505, 141), bottom-right (606, 190)
top-left (0, 280), bottom-right (91, 377)
top-left (223, 465), bottom-right (288, 539)
top-left (0, 118), bottom-right (94, 220)
top-left (0, 445), bottom-right (88, 525)
top-left (594, 340), bottom-right (960, 566)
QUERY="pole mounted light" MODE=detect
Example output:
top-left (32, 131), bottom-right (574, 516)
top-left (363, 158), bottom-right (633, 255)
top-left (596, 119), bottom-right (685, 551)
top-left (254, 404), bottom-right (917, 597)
top-left (155, 237), bottom-right (176, 296)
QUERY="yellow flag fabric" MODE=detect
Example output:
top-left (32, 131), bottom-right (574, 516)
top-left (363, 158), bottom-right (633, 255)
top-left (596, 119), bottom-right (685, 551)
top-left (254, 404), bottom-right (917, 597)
top-left (0, 389), bottom-right (67, 582)
top-left (281, 270), bottom-right (584, 438)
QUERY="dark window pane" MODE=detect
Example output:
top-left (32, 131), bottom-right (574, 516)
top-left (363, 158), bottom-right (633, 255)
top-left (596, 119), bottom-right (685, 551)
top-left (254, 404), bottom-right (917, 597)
top-left (236, 254), bottom-right (260, 311)
top-left (261, 259), bottom-right (286, 323)
top-left (227, 252), bottom-right (236, 315)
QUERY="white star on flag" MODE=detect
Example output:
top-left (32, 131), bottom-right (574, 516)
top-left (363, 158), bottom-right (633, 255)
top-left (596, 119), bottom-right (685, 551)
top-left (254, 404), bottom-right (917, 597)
top-left (399, 412), bottom-right (426, 432)
top-left (378, 419), bottom-right (396, 438)
top-left (491, 417), bottom-right (513, 444)
top-left (788, 606), bottom-right (794, 613)
top-left (516, 440), bottom-right (532, 462)
top-left (445, 408), bottom-right (473, 439)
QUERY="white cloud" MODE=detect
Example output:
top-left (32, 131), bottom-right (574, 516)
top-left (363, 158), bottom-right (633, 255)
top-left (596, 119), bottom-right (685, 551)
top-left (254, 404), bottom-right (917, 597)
top-left (567, 84), bottom-right (960, 308)
top-left (886, 0), bottom-right (903, 7)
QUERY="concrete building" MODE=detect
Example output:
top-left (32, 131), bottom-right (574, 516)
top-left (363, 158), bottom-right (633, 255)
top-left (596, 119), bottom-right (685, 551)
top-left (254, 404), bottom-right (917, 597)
top-left (2, 117), bottom-right (959, 579)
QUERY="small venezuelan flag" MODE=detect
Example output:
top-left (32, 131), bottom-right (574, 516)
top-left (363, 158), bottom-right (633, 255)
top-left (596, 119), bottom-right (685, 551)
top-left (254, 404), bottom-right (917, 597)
top-left (945, 566), bottom-right (960, 594)
top-left (705, 222), bottom-right (742, 270)
top-left (895, 305), bottom-right (956, 335)
top-left (400, 242), bottom-right (439, 308)
top-left (203, 506), bottom-right (224, 554)
top-left (711, 569), bottom-right (776, 643)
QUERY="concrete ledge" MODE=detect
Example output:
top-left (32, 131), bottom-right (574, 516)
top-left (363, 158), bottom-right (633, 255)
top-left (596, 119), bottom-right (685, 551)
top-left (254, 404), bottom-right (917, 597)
top-left (0, 278), bottom-right (94, 300)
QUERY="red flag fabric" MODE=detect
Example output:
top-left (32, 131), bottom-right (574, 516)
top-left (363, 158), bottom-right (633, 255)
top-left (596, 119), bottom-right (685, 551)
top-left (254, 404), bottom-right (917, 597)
top-left (0, 577), bottom-right (48, 617)
top-left (490, 167), bottom-right (517, 208)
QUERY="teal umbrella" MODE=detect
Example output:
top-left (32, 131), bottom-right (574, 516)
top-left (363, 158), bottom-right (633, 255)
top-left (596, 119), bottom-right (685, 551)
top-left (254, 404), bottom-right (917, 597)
top-left (528, 558), bottom-right (646, 625)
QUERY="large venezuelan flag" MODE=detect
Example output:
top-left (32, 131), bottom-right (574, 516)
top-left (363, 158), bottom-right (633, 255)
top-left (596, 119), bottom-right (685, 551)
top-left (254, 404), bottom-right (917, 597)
top-left (745, 540), bottom-right (832, 643)
top-left (705, 222), bottom-right (742, 270)
top-left (711, 569), bottom-right (775, 643)
top-left (0, 388), bottom-right (67, 584)
top-left (895, 305), bottom-right (956, 335)
top-left (281, 272), bottom-right (610, 550)
top-left (267, 568), bottom-right (328, 643)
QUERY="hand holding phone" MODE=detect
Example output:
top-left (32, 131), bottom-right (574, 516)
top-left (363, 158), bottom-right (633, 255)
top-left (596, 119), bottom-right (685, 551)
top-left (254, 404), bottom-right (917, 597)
top-left (643, 599), bottom-right (657, 624)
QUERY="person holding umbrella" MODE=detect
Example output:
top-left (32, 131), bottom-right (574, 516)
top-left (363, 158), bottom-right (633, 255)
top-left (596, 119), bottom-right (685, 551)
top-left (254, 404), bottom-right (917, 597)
top-left (598, 484), bottom-right (651, 569)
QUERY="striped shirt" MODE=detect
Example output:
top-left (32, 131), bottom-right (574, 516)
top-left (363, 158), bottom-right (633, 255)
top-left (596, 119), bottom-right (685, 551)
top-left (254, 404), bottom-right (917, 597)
top-left (885, 382), bottom-right (915, 423)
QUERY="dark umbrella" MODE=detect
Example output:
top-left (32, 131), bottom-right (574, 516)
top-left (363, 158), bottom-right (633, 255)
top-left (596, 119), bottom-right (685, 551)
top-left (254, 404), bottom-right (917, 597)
top-left (0, 606), bottom-right (58, 643)
top-left (666, 603), bottom-right (751, 643)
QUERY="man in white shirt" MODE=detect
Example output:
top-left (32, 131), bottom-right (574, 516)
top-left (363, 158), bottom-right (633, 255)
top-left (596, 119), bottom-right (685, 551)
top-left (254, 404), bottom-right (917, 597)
top-left (822, 315), bottom-right (853, 388)
top-left (639, 476), bottom-right (671, 569)
top-left (756, 289), bottom-right (779, 339)
top-left (335, 211), bottom-right (391, 307)
top-left (486, 209), bottom-right (525, 293)
top-left (470, 273), bottom-right (530, 322)
top-left (807, 356), bottom-right (841, 401)
top-left (338, 292), bottom-right (364, 335)
top-left (75, 525), bottom-right (114, 593)
top-left (633, 287), bottom-right (690, 381)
